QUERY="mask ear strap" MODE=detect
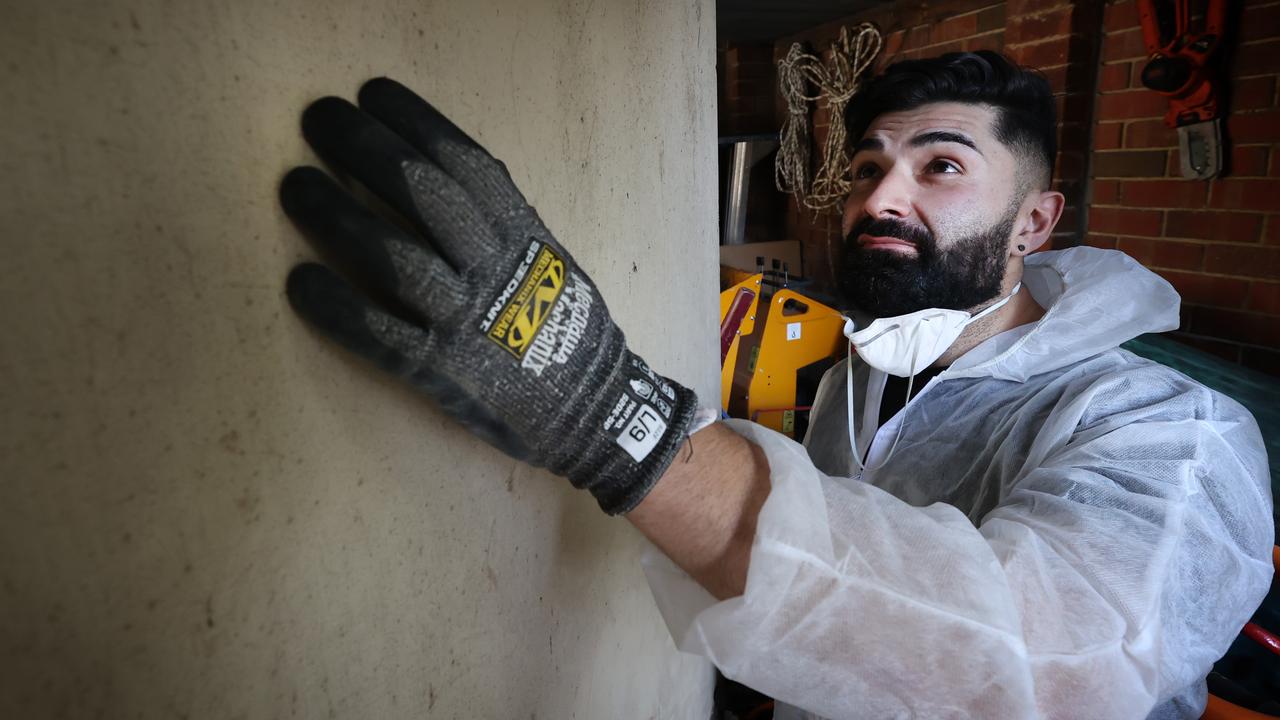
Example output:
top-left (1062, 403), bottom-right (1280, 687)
top-left (847, 341), bottom-right (918, 474)
top-left (846, 342), bottom-right (861, 471)
top-left (966, 282), bottom-right (1023, 327)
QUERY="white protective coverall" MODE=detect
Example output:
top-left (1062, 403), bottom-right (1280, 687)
top-left (643, 247), bottom-right (1273, 719)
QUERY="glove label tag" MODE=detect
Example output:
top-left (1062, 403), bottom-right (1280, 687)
top-left (481, 240), bottom-right (566, 360)
top-left (616, 403), bottom-right (667, 462)
top-left (604, 358), bottom-right (676, 462)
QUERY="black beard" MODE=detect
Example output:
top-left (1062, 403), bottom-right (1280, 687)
top-left (837, 209), bottom-right (1017, 318)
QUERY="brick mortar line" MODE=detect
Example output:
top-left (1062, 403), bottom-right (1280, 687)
top-left (1135, 265), bottom-right (1280, 283)
top-left (1171, 331), bottom-right (1280, 354)
top-left (1165, 272), bottom-right (1280, 286)
top-left (935, 5), bottom-right (999, 21)
top-left (1178, 306), bottom-right (1280, 322)
top-left (1006, 33), bottom-right (1089, 48)
top-left (1100, 55), bottom-right (1153, 64)
top-left (1122, 263), bottom-right (1280, 280)
top-left (908, 24), bottom-right (1005, 39)
top-left (1232, 72), bottom-right (1280, 81)
top-left (1096, 178), bottom-right (1278, 182)
top-left (1006, 5), bottom-right (1074, 21)
top-left (911, 29), bottom-right (1006, 50)
top-left (1118, 238), bottom-right (1279, 248)
top-left (1102, 233), bottom-right (1279, 247)
top-left (1005, 39), bottom-right (1073, 50)
top-left (1090, 193), bottom-right (1280, 198)
top-left (1097, 232), bottom-right (1278, 246)
top-left (1092, 203), bottom-right (1280, 213)
top-left (1173, 226), bottom-right (1280, 237)
top-left (965, 28), bottom-right (1004, 38)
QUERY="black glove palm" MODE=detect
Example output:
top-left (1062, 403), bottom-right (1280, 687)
top-left (281, 78), bottom-right (697, 514)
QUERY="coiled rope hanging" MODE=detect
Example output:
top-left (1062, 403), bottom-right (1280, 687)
top-left (775, 24), bottom-right (882, 214)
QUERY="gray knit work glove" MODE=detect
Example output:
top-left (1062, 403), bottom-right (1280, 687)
top-left (280, 78), bottom-right (697, 514)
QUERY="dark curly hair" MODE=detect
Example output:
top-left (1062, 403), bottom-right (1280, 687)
top-left (845, 50), bottom-right (1057, 190)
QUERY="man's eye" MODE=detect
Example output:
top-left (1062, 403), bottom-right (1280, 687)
top-left (854, 163), bottom-right (881, 180)
top-left (927, 159), bottom-right (961, 174)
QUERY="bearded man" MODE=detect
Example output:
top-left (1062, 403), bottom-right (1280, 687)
top-left (282, 52), bottom-right (1271, 719)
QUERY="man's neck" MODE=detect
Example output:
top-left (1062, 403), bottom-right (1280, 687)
top-left (935, 274), bottom-right (1046, 367)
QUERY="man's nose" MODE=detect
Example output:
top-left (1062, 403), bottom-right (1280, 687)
top-left (861, 168), bottom-right (913, 220)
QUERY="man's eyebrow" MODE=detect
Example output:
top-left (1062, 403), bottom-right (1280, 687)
top-left (909, 130), bottom-right (982, 155)
top-left (852, 137), bottom-right (883, 155)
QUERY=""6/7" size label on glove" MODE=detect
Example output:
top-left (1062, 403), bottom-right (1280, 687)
top-left (603, 359), bottom-right (678, 462)
top-left (617, 403), bottom-right (667, 462)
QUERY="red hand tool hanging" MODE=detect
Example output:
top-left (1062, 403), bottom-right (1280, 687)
top-left (1136, 0), bottom-right (1230, 179)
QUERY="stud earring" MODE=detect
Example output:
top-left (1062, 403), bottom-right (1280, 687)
top-left (1017, 244), bottom-right (1026, 252)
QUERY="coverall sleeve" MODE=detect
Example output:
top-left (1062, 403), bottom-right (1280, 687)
top-left (641, 382), bottom-right (1273, 719)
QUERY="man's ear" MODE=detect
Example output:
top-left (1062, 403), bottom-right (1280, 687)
top-left (1011, 190), bottom-right (1065, 256)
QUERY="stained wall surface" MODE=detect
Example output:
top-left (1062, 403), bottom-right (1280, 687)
top-left (0, 1), bottom-right (721, 717)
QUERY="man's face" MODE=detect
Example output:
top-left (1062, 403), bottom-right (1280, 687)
top-left (838, 102), bottom-right (1025, 318)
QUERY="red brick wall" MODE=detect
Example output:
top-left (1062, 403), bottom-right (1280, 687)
top-left (1087, 0), bottom-right (1280, 374)
top-left (719, 43), bottom-right (777, 136)
top-left (1005, 0), bottom-right (1103, 247)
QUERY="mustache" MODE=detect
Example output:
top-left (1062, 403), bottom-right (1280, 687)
top-left (846, 217), bottom-right (935, 252)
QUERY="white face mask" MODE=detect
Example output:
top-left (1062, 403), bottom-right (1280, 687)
top-left (841, 283), bottom-right (1021, 378)
top-left (839, 283), bottom-right (1021, 473)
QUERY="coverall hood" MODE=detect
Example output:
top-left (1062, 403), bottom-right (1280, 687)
top-left (947, 246), bottom-right (1182, 382)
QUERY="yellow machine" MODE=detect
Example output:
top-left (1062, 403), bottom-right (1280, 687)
top-left (719, 272), bottom-right (846, 438)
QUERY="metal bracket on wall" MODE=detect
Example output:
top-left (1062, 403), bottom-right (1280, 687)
top-left (1178, 118), bottom-right (1223, 180)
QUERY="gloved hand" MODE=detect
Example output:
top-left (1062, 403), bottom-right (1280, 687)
top-left (280, 78), bottom-right (697, 514)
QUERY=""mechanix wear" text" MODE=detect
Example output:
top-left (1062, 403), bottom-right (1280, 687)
top-left (483, 241), bottom-right (566, 359)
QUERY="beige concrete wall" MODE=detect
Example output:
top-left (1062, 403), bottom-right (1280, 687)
top-left (0, 1), bottom-right (720, 717)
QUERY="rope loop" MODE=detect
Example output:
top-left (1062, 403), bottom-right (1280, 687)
top-left (775, 24), bottom-right (882, 216)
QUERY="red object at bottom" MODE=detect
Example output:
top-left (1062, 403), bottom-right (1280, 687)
top-left (1242, 622), bottom-right (1280, 657)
